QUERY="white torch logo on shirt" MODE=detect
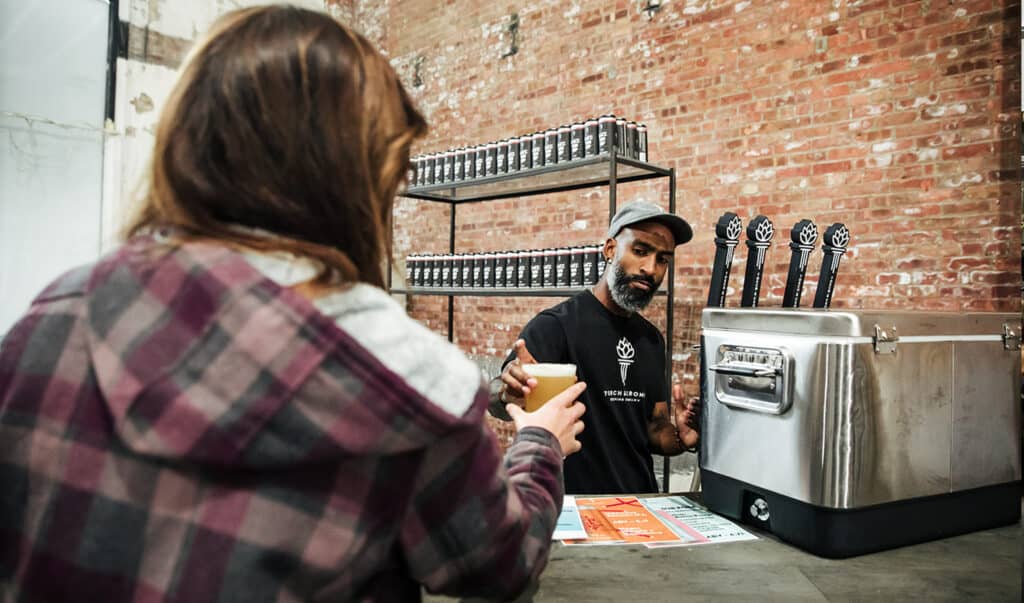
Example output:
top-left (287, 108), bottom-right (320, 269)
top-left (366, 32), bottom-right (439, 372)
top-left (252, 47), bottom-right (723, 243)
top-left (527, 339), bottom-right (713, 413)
top-left (616, 337), bottom-right (635, 385)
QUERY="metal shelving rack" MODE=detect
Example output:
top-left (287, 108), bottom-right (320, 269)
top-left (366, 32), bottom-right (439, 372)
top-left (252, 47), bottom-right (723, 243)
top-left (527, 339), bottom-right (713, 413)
top-left (392, 151), bottom-right (678, 493)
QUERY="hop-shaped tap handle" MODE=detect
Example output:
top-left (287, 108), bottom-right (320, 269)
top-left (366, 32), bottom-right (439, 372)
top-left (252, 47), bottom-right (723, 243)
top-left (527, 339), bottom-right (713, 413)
top-left (747, 215), bottom-right (775, 244)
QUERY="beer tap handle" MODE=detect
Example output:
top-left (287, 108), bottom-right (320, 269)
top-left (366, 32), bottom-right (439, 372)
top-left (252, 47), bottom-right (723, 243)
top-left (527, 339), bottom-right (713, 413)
top-left (706, 212), bottom-right (743, 308)
top-left (782, 220), bottom-right (819, 308)
top-left (812, 223), bottom-right (850, 309)
top-left (740, 215), bottom-right (775, 308)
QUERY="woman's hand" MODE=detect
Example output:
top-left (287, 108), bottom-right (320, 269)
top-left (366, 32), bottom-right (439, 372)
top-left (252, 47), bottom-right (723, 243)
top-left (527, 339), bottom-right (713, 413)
top-left (506, 381), bottom-right (586, 457)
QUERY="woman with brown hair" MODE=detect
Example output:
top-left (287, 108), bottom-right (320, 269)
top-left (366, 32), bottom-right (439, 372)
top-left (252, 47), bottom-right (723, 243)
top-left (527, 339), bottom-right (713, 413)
top-left (0, 5), bottom-right (585, 601)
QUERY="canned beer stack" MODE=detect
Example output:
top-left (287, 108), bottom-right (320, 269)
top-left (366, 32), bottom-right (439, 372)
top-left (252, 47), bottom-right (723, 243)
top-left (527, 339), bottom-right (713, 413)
top-left (405, 245), bottom-right (608, 289)
top-left (408, 114), bottom-right (649, 188)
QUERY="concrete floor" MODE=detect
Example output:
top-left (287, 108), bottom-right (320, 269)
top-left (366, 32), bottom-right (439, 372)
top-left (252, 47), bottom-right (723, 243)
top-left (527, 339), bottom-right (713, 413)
top-left (424, 497), bottom-right (1023, 602)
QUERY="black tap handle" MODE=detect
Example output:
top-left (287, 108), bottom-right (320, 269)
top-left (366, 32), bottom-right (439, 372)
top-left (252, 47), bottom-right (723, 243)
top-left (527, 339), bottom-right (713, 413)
top-left (740, 215), bottom-right (774, 308)
top-left (812, 223), bottom-right (850, 309)
top-left (782, 220), bottom-right (818, 308)
top-left (707, 212), bottom-right (743, 307)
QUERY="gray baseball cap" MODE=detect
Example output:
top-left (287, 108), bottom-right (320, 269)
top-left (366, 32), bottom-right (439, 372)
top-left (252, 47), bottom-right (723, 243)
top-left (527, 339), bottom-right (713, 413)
top-left (606, 201), bottom-right (693, 246)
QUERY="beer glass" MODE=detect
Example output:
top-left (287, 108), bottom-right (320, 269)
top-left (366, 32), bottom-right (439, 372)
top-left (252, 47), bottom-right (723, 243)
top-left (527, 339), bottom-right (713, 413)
top-left (522, 363), bottom-right (578, 412)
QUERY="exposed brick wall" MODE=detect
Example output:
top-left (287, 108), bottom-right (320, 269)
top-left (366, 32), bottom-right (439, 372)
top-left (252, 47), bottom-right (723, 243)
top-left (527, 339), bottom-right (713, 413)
top-left (344, 0), bottom-right (1021, 392)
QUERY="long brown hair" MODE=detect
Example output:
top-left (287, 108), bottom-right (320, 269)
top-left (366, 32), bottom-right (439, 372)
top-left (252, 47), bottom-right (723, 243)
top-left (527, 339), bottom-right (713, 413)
top-left (126, 5), bottom-right (427, 288)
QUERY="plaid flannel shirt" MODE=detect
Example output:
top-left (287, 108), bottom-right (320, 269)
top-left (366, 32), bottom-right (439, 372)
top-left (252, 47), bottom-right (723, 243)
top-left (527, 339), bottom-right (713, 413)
top-left (0, 236), bottom-right (563, 602)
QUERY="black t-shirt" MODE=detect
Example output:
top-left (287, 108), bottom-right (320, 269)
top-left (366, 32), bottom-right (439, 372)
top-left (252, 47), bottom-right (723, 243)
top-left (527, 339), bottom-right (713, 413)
top-left (505, 291), bottom-right (667, 494)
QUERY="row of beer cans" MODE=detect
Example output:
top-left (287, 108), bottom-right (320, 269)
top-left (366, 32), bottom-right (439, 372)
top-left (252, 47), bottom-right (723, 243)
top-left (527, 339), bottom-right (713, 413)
top-left (410, 115), bottom-right (649, 188)
top-left (405, 246), bottom-right (607, 289)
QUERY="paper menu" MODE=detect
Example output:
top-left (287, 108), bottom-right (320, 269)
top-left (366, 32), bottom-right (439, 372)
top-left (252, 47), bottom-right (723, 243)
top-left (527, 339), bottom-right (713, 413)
top-left (552, 496), bottom-right (588, 541)
top-left (640, 496), bottom-right (755, 544)
top-left (558, 495), bottom-right (756, 548)
top-left (562, 497), bottom-right (682, 545)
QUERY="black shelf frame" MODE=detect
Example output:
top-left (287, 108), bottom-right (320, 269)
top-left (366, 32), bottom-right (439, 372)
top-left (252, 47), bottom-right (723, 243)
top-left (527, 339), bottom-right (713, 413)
top-left (392, 151), bottom-right (677, 493)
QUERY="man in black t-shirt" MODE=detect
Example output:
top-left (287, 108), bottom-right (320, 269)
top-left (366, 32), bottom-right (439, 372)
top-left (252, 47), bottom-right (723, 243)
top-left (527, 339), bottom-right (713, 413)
top-left (490, 201), bottom-right (700, 494)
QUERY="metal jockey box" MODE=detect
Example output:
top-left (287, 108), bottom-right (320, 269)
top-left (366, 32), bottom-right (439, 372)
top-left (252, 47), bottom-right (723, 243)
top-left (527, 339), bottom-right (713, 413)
top-left (698, 308), bottom-right (1022, 558)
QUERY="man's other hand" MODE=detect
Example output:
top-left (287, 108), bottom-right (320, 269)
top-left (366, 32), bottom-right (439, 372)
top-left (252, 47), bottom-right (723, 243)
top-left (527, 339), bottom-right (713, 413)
top-left (672, 383), bottom-right (701, 450)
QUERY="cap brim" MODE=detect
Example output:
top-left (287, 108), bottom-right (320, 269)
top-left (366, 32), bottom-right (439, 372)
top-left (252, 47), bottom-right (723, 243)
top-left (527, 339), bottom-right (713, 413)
top-left (648, 215), bottom-right (693, 246)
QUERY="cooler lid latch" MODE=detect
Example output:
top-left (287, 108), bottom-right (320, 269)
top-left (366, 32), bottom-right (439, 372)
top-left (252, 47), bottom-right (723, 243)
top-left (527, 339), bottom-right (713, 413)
top-left (1002, 323), bottom-right (1021, 351)
top-left (873, 324), bottom-right (898, 354)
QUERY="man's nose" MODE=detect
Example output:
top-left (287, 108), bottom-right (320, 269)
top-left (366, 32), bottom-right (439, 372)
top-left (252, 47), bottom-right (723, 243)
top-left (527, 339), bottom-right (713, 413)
top-left (637, 256), bottom-right (655, 275)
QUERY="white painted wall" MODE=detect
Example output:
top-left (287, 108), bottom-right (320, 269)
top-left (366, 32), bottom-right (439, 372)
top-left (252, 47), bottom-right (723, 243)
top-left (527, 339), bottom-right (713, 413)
top-left (1, 0), bottom-right (328, 336)
top-left (0, 0), bottom-right (109, 335)
top-left (106, 0), bottom-right (329, 253)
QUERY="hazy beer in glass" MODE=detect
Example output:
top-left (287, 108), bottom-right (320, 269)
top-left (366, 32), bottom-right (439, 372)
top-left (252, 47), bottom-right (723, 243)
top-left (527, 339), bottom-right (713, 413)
top-left (523, 363), bottom-right (578, 412)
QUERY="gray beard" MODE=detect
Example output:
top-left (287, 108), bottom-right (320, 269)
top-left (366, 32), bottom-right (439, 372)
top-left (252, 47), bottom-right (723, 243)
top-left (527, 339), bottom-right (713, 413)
top-left (606, 260), bottom-right (657, 314)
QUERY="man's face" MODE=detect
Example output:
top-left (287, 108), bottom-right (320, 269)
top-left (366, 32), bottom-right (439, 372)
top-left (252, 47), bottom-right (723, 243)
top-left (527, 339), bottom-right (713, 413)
top-left (604, 222), bottom-right (675, 313)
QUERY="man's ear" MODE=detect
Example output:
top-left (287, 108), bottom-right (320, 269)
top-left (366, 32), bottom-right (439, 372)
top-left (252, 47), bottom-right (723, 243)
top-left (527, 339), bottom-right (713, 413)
top-left (603, 238), bottom-right (616, 263)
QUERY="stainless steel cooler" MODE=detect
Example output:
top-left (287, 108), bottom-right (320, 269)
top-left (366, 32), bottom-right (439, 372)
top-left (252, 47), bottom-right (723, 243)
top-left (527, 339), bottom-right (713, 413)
top-left (698, 308), bottom-right (1022, 558)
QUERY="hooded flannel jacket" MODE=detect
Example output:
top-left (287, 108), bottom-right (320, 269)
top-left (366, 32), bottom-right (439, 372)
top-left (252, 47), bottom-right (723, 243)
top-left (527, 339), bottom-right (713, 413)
top-left (0, 236), bottom-right (564, 602)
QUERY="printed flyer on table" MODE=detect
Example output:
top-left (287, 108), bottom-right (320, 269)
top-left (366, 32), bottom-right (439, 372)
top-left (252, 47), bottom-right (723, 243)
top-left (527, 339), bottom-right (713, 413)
top-left (555, 495), bottom-right (757, 548)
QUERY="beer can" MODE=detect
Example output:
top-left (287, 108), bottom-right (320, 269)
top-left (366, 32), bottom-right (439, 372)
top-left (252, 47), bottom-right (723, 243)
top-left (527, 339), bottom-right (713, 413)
top-left (544, 129), bottom-right (558, 165)
top-left (615, 117), bottom-right (626, 155)
top-left (484, 143), bottom-right (497, 177)
top-left (531, 132), bottom-right (545, 167)
top-left (471, 253), bottom-right (483, 287)
top-left (570, 247), bottom-right (585, 287)
top-left (453, 149), bottom-right (465, 182)
top-left (637, 124), bottom-right (648, 162)
top-left (518, 135), bottom-right (532, 170)
top-left (584, 246), bottom-right (600, 285)
top-left (440, 254), bottom-right (452, 287)
top-left (495, 252), bottom-right (507, 288)
top-left (450, 254), bottom-right (462, 288)
top-left (430, 254), bottom-right (442, 287)
top-left (443, 150), bottom-right (455, 182)
top-left (436, 152), bottom-right (447, 184)
top-left (516, 250), bottom-right (530, 288)
top-left (598, 115), bottom-right (616, 155)
top-left (504, 251), bottom-right (517, 287)
top-left (529, 249), bottom-right (543, 288)
top-left (496, 140), bottom-right (508, 175)
top-left (435, 152), bottom-right (446, 184)
top-left (463, 147), bottom-right (475, 180)
top-left (416, 254), bottom-right (426, 287)
top-left (541, 248), bottom-right (558, 287)
top-left (483, 252), bottom-right (496, 287)
top-left (474, 145), bottom-right (486, 179)
top-left (584, 118), bottom-right (599, 156)
top-left (508, 138), bottom-right (520, 172)
top-left (570, 122), bottom-right (585, 160)
top-left (416, 155), bottom-right (425, 186)
top-left (557, 126), bottom-right (571, 163)
top-left (595, 245), bottom-right (607, 281)
top-left (425, 154), bottom-right (437, 185)
top-left (405, 254), bottom-right (415, 286)
top-left (555, 246), bottom-right (570, 287)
